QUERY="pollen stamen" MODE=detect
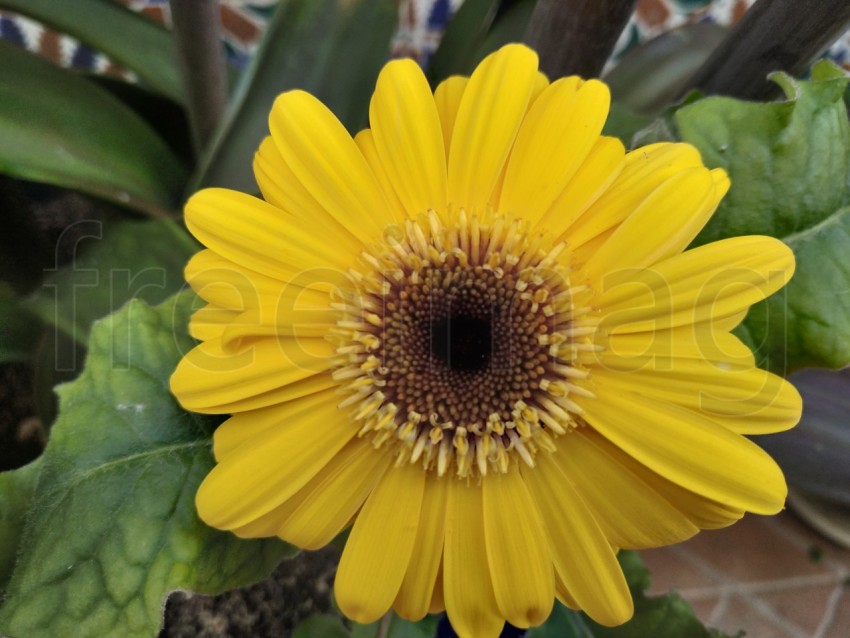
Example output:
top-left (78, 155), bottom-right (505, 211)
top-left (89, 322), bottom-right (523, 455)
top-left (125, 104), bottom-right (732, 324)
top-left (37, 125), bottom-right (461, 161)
top-left (330, 212), bottom-right (598, 479)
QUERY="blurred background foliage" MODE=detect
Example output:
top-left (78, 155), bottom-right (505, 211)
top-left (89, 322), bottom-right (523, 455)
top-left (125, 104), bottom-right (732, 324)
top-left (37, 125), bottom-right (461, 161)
top-left (1, 1), bottom-right (850, 636)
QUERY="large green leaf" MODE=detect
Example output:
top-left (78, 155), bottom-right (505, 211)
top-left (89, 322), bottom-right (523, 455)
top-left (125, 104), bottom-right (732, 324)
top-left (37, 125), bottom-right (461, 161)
top-left (23, 218), bottom-right (197, 346)
top-left (0, 459), bottom-right (41, 594)
top-left (0, 42), bottom-right (187, 216)
top-left (426, 0), bottom-right (501, 83)
top-left (192, 0), bottom-right (397, 193)
top-left (0, 0), bottom-right (183, 104)
top-left (0, 293), bottom-right (293, 637)
top-left (602, 24), bottom-right (726, 116)
top-left (676, 61), bottom-right (850, 372)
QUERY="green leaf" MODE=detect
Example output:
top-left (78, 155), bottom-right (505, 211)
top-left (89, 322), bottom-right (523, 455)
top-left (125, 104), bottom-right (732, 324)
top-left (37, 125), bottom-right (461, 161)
top-left (0, 459), bottom-right (42, 594)
top-left (23, 219), bottom-right (197, 346)
top-left (0, 292), bottom-right (293, 637)
top-left (0, 0), bottom-right (184, 104)
top-left (351, 613), bottom-right (437, 638)
top-left (426, 0), bottom-right (501, 83)
top-left (526, 602), bottom-right (594, 637)
top-left (530, 553), bottom-right (732, 638)
top-left (676, 60), bottom-right (850, 372)
top-left (293, 614), bottom-right (350, 638)
top-left (601, 102), bottom-right (652, 148)
top-left (602, 24), bottom-right (726, 116)
top-left (469, 0), bottom-right (536, 68)
top-left (585, 552), bottom-right (718, 637)
top-left (193, 0), bottom-right (398, 194)
top-left (0, 285), bottom-right (44, 362)
top-left (0, 41), bottom-right (187, 216)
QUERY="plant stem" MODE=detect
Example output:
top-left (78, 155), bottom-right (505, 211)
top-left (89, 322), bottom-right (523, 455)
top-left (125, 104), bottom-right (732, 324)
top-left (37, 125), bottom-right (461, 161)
top-left (170, 0), bottom-right (228, 154)
top-left (682, 0), bottom-right (850, 100)
top-left (523, 0), bottom-right (638, 79)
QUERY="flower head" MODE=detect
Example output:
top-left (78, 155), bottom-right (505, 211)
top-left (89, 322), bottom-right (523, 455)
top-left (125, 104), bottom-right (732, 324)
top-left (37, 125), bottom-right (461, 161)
top-left (171, 44), bottom-right (801, 635)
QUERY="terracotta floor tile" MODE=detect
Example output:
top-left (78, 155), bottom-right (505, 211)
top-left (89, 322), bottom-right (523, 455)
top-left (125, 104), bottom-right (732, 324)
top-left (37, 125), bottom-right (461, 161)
top-left (711, 594), bottom-right (806, 638)
top-left (682, 593), bottom-right (722, 623)
top-left (683, 515), bottom-right (831, 584)
top-left (769, 513), bottom-right (850, 573)
top-left (821, 590), bottom-right (850, 638)
top-left (641, 546), bottom-right (720, 594)
top-left (759, 585), bottom-right (841, 636)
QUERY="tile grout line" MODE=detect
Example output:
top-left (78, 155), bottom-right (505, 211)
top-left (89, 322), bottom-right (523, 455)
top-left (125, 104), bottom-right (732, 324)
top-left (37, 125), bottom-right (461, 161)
top-left (812, 586), bottom-right (845, 638)
top-left (670, 544), bottom-right (811, 638)
top-left (677, 571), bottom-right (845, 599)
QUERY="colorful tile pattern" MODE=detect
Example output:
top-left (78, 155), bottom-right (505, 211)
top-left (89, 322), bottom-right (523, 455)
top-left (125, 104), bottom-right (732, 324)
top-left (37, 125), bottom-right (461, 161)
top-left (4, 0), bottom-right (850, 77)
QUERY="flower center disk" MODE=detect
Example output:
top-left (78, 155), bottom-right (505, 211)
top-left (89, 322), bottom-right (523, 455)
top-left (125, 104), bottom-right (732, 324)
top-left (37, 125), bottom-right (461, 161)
top-left (331, 211), bottom-right (595, 479)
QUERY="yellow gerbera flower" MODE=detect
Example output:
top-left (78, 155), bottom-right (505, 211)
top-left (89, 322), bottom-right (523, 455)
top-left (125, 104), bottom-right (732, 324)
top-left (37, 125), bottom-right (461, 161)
top-left (171, 44), bottom-right (801, 636)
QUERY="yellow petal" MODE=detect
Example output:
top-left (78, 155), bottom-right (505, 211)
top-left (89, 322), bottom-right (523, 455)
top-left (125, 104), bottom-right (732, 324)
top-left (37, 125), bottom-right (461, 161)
top-left (429, 560), bottom-right (445, 614)
top-left (589, 364), bottom-right (801, 435)
top-left (593, 235), bottom-right (795, 333)
top-left (195, 389), bottom-right (355, 529)
top-left (483, 472), bottom-right (554, 628)
top-left (253, 136), bottom-right (363, 253)
top-left (566, 142), bottom-right (704, 248)
top-left (276, 436), bottom-right (391, 549)
top-left (539, 136), bottom-right (625, 237)
top-left (444, 480), bottom-right (504, 637)
top-left (269, 90), bottom-right (397, 241)
top-left (580, 428), bottom-right (744, 529)
top-left (211, 380), bottom-right (337, 459)
top-left (499, 78), bottom-right (609, 223)
top-left (522, 455), bottom-right (633, 626)
top-left (576, 387), bottom-right (788, 514)
top-left (170, 336), bottom-right (333, 414)
top-left (583, 167), bottom-right (726, 281)
top-left (395, 475), bottom-right (449, 621)
top-left (188, 304), bottom-right (237, 341)
top-left (335, 463), bottom-right (426, 623)
top-left (184, 189), bottom-right (354, 279)
top-left (185, 249), bottom-right (340, 311)
top-left (433, 75), bottom-right (468, 159)
top-left (555, 431), bottom-right (698, 549)
top-left (219, 304), bottom-right (335, 347)
top-left (586, 327), bottom-right (755, 369)
top-left (370, 58), bottom-right (447, 215)
top-left (354, 129), bottom-right (406, 219)
top-left (448, 44), bottom-right (538, 214)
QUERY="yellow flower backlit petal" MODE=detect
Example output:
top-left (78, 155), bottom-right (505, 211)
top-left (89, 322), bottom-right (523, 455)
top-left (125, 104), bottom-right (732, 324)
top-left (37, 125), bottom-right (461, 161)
top-left (269, 90), bottom-right (399, 239)
top-left (581, 429), bottom-right (746, 529)
top-left (448, 44), bottom-right (538, 213)
top-left (171, 42), bottom-right (802, 636)
top-left (172, 336), bottom-right (333, 414)
top-left (537, 135), bottom-right (625, 235)
top-left (253, 136), bottom-right (364, 253)
top-left (500, 77), bottom-right (609, 223)
top-left (584, 166), bottom-right (727, 280)
top-left (370, 58), bottom-right (447, 215)
top-left (276, 436), bottom-right (391, 550)
top-left (554, 431), bottom-right (699, 549)
top-left (433, 75), bottom-right (468, 159)
top-left (196, 389), bottom-right (356, 530)
top-left (595, 235), bottom-right (795, 333)
top-left (523, 454), bottom-right (633, 626)
top-left (483, 472), bottom-right (554, 628)
top-left (335, 463), bottom-right (425, 623)
top-left (566, 142), bottom-right (704, 250)
top-left (444, 480), bottom-right (504, 638)
top-left (577, 387), bottom-right (788, 514)
top-left (395, 475), bottom-right (449, 621)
